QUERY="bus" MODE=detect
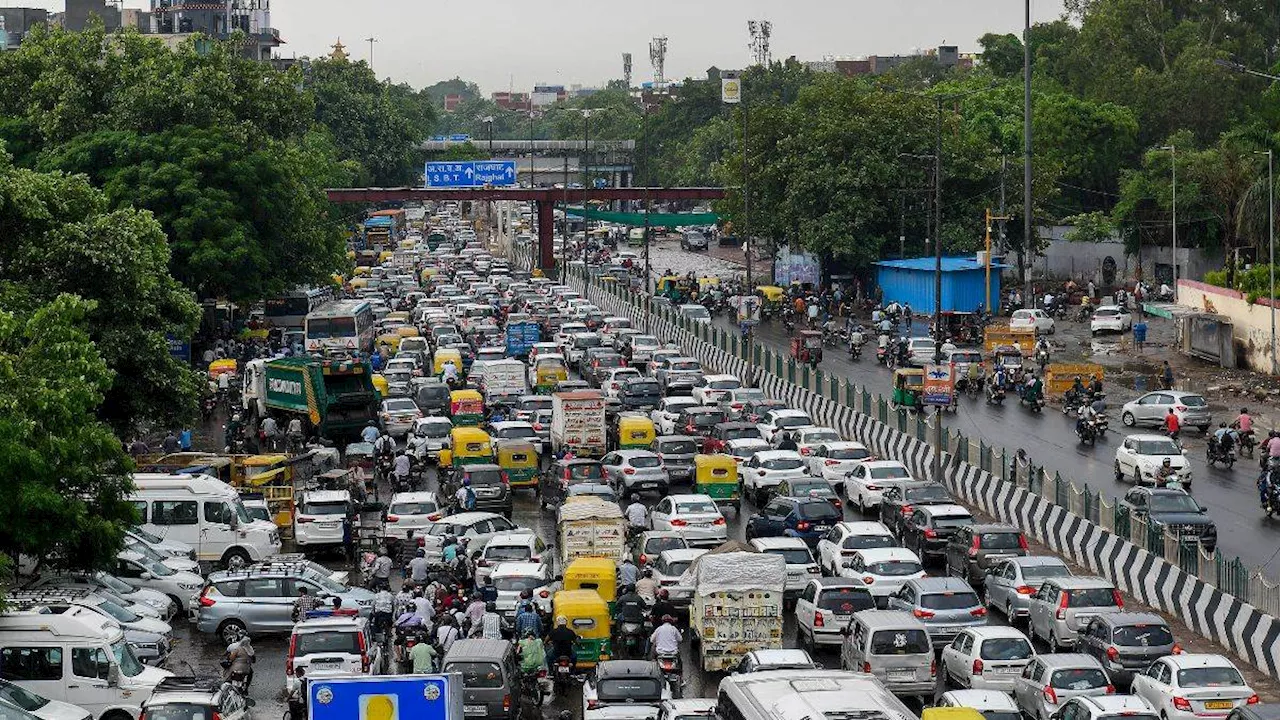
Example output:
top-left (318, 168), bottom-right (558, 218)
top-left (264, 287), bottom-right (334, 329)
top-left (305, 300), bottom-right (375, 356)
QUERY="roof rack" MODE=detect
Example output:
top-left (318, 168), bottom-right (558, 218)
top-left (7, 588), bottom-right (95, 604)
top-left (156, 676), bottom-right (229, 693)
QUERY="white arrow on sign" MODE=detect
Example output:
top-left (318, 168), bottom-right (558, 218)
top-left (505, 166), bottom-right (515, 178)
top-left (464, 166), bottom-right (474, 178)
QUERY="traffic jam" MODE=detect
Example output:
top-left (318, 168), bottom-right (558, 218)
top-left (3, 203), bottom-right (1271, 720)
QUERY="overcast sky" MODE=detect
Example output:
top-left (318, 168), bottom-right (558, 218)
top-left (31, 0), bottom-right (1066, 93)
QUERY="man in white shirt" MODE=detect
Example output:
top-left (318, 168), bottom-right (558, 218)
top-left (649, 615), bottom-right (682, 657)
top-left (624, 500), bottom-right (647, 529)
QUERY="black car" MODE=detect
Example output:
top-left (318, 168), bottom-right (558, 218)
top-left (413, 380), bottom-right (451, 416)
top-left (619, 377), bottom-right (662, 411)
top-left (901, 504), bottom-right (974, 562)
top-left (446, 463), bottom-right (513, 518)
top-left (674, 406), bottom-right (727, 438)
top-left (1118, 487), bottom-right (1217, 550)
top-left (745, 497), bottom-right (842, 547)
top-left (538, 459), bottom-right (606, 510)
top-left (879, 481), bottom-right (954, 536)
top-left (1077, 612), bottom-right (1175, 688)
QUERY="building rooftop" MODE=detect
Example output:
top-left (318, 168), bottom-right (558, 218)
top-left (875, 256), bottom-right (1009, 272)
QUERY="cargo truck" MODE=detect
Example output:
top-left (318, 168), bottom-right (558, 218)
top-left (241, 356), bottom-right (379, 441)
top-left (556, 497), bottom-right (626, 566)
top-left (688, 550), bottom-right (787, 672)
top-left (551, 391), bottom-right (607, 458)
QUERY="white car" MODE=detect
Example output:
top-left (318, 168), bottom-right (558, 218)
top-left (602, 367), bottom-right (643, 397)
top-left (650, 548), bottom-right (708, 590)
top-left (1011, 308), bottom-right (1055, 334)
top-left (1114, 434), bottom-right (1190, 486)
top-left (815, 521), bottom-right (897, 576)
top-left (740, 450), bottom-right (808, 505)
top-left (724, 438), bottom-right (772, 473)
top-left (408, 416), bottom-right (453, 461)
top-left (378, 397), bottom-right (421, 438)
top-left (749, 537), bottom-right (820, 599)
top-left (846, 460), bottom-right (913, 513)
top-left (1090, 305), bottom-right (1133, 335)
top-left (474, 531), bottom-right (550, 585)
top-left (691, 374), bottom-right (742, 406)
top-left (419, 512), bottom-right (518, 562)
top-left (937, 689), bottom-right (1022, 720)
top-left (791, 426), bottom-right (844, 457)
top-left (0, 677), bottom-right (91, 720)
top-left (906, 338), bottom-right (937, 367)
top-left (384, 491), bottom-right (442, 540)
top-left (556, 322), bottom-right (589, 348)
top-left (1130, 654), bottom-right (1258, 720)
top-left (489, 420), bottom-right (542, 450)
top-left (720, 387), bottom-right (767, 420)
top-left (294, 489), bottom-right (352, 551)
top-left (650, 397), bottom-right (701, 435)
top-left (757, 409), bottom-right (815, 445)
top-left (648, 494), bottom-right (728, 547)
top-left (678, 304), bottom-right (712, 325)
top-left (491, 561), bottom-right (558, 618)
top-left (939, 626), bottom-right (1036, 691)
top-left (838, 546), bottom-right (926, 600)
top-left (115, 548), bottom-right (205, 610)
top-left (805, 441), bottom-right (873, 488)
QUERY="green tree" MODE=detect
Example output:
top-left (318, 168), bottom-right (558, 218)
top-left (423, 77), bottom-right (481, 106)
top-left (979, 33), bottom-right (1024, 78)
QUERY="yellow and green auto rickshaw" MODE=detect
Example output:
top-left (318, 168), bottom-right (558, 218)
top-left (562, 556), bottom-right (618, 610)
top-left (552, 589), bottom-right (612, 669)
top-left (495, 439), bottom-right (539, 491)
top-left (755, 285), bottom-right (786, 317)
top-left (655, 276), bottom-right (684, 300)
top-left (891, 368), bottom-right (925, 411)
top-left (438, 427), bottom-right (492, 469)
top-left (532, 354), bottom-right (568, 393)
top-left (613, 414), bottom-right (656, 451)
top-left (449, 389), bottom-right (485, 426)
top-left (433, 347), bottom-right (464, 376)
top-left (694, 454), bottom-right (740, 515)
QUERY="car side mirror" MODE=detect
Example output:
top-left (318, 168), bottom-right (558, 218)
top-left (107, 664), bottom-right (120, 687)
top-left (229, 514), bottom-right (240, 530)
top-left (140, 572), bottom-right (152, 581)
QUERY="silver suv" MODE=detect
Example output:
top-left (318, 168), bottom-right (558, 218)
top-left (195, 561), bottom-right (373, 643)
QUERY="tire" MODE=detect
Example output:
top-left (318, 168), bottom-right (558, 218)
top-left (1122, 411), bottom-right (1136, 427)
top-left (223, 548), bottom-right (251, 570)
top-left (1114, 462), bottom-right (1124, 481)
top-left (1007, 601), bottom-right (1016, 623)
top-left (1133, 470), bottom-right (1143, 487)
top-left (219, 619), bottom-right (248, 645)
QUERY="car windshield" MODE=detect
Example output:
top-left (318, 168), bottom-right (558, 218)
top-left (142, 559), bottom-right (174, 577)
top-left (634, 338), bottom-right (659, 349)
top-left (574, 335), bottom-right (601, 348)
top-left (920, 591), bottom-right (980, 610)
top-left (390, 501), bottom-right (437, 515)
top-left (295, 630), bottom-right (360, 655)
top-left (828, 447), bottom-right (871, 460)
top-left (597, 677), bottom-right (663, 702)
top-left (905, 486), bottom-right (951, 502)
top-left (132, 527), bottom-right (165, 544)
top-left (709, 380), bottom-right (740, 390)
top-left (689, 413), bottom-right (723, 426)
top-left (659, 440), bottom-right (698, 454)
top-left (870, 629), bottom-right (932, 655)
top-left (629, 456), bottom-right (662, 469)
top-left (664, 561), bottom-right (694, 576)
top-left (644, 537), bottom-right (686, 555)
top-left (1180, 395), bottom-right (1207, 407)
top-left (869, 466), bottom-right (910, 479)
top-left (447, 661), bottom-right (504, 688)
top-left (734, 389), bottom-right (765, 401)
top-left (626, 382), bottom-right (660, 394)
top-left (981, 712), bottom-right (1022, 720)
top-left (1112, 624), bottom-right (1173, 647)
top-left (566, 465), bottom-right (604, 480)
top-left (384, 399), bottom-right (417, 413)
top-left (468, 469), bottom-right (504, 485)
top-left (842, 534), bottom-right (895, 550)
top-left (1051, 668), bottom-right (1109, 689)
top-left (671, 361), bottom-right (701, 372)
top-left (980, 532), bottom-right (1025, 550)
top-left (777, 416), bottom-right (811, 429)
top-left (763, 548), bottom-right (814, 565)
top-left (1067, 587), bottom-right (1118, 607)
top-left (1096, 309), bottom-right (1118, 317)
top-left (494, 575), bottom-right (544, 593)
top-left (789, 481), bottom-right (830, 495)
top-left (0, 682), bottom-right (48, 712)
top-left (498, 427), bottom-right (537, 439)
top-left (676, 500), bottom-right (718, 514)
top-left (112, 639), bottom-right (144, 677)
top-left (1135, 439), bottom-right (1181, 455)
top-left (817, 589), bottom-right (875, 614)
top-left (1177, 667), bottom-right (1245, 688)
top-left (1097, 715), bottom-right (1157, 720)
top-left (96, 599), bottom-right (140, 623)
top-left (933, 515), bottom-right (974, 529)
top-left (722, 427), bottom-right (760, 440)
top-left (867, 560), bottom-right (924, 576)
top-left (96, 573), bottom-right (134, 594)
top-left (980, 637), bottom-right (1033, 660)
top-left (1149, 494), bottom-right (1201, 513)
top-left (798, 503), bottom-right (841, 521)
top-left (301, 501), bottom-right (348, 516)
top-left (762, 458), bottom-right (804, 471)
top-left (1023, 564), bottom-right (1072, 582)
top-left (486, 545), bottom-right (532, 561)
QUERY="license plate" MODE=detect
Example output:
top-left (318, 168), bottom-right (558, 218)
top-left (888, 671), bottom-right (915, 681)
top-left (996, 666), bottom-right (1020, 674)
top-left (939, 627), bottom-right (959, 635)
top-left (1205, 702), bottom-right (1234, 710)
top-left (464, 705), bottom-right (487, 715)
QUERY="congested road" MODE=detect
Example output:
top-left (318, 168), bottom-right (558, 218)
top-left (639, 239), bottom-right (1280, 578)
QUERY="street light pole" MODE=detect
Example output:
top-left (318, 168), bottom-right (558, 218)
top-left (1162, 145), bottom-right (1178, 290)
top-left (932, 97), bottom-right (945, 489)
top-left (582, 110), bottom-right (592, 269)
top-left (1261, 150), bottom-right (1276, 375)
top-left (1022, 0), bottom-right (1033, 305)
top-left (643, 103), bottom-right (652, 333)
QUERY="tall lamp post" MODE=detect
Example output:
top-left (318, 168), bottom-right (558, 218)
top-left (1261, 149), bottom-right (1276, 375)
top-left (1022, 0), bottom-right (1033, 304)
top-left (642, 102), bottom-right (653, 333)
top-left (1161, 145), bottom-right (1178, 290)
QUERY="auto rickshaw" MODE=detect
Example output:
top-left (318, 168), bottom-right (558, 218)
top-left (376, 332), bottom-right (403, 354)
top-left (698, 276), bottom-right (721, 293)
top-left (495, 439), bottom-right (539, 490)
top-left (439, 426), bottom-right (492, 469)
top-left (694, 454), bottom-right (740, 515)
top-left (563, 556), bottom-right (618, 610)
top-left (552, 589), bottom-right (612, 669)
top-left (208, 359), bottom-right (238, 381)
top-left (655, 276), bottom-right (684, 300)
top-left (891, 368), bottom-right (925, 411)
top-left (790, 330), bottom-right (824, 364)
top-left (371, 373), bottom-right (390, 398)
top-left (449, 389), bottom-right (485, 426)
top-left (532, 355), bottom-right (569, 393)
top-left (433, 347), bottom-right (464, 376)
top-left (613, 414), bottom-right (656, 451)
top-left (992, 344), bottom-right (1026, 383)
top-left (755, 285), bottom-right (785, 317)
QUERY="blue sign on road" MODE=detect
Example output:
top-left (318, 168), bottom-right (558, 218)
top-left (425, 161), bottom-right (518, 188)
top-left (308, 675), bottom-right (461, 720)
top-left (448, 134), bottom-right (472, 142)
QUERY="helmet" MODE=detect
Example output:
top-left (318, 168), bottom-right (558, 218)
top-left (641, 568), bottom-right (652, 578)
top-left (1162, 457), bottom-right (1172, 465)
top-left (622, 584), bottom-right (635, 595)
top-left (555, 615), bottom-right (568, 627)
top-left (416, 548), bottom-right (426, 556)
top-left (662, 615), bottom-right (676, 625)
top-left (463, 478), bottom-right (471, 486)
top-left (367, 420), bottom-right (376, 427)
top-left (518, 600), bottom-right (532, 612)
top-left (485, 601), bottom-right (497, 612)
top-left (657, 588), bottom-right (669, 600)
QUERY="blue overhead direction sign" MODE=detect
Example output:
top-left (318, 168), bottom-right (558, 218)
top-left (448, 134), bottom-right (472, 142)
top-left (424, 161), bottom-right (517, 188)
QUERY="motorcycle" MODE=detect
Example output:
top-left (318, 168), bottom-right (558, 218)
top-left (656, 651), bottom-right (683, 699)
top-left (1035, 348), bottom-right (1050, 371)
top-left (1076, 416), bottom-right (1106, 446)
top-left (552, 655), bottom-right (574, 698)
top-left (986, 383), bottom-right (1006, 406)
top-left (201, 395), bottom-right (218, 421)
top-left (1206, 437), bottom-right (1237, 469)
top-left (1237, 429), bottom-right (1257, 459)
top-left (518, 668), bottom-right (545, 717)
top-left (617, 621), bottom-right (645, 659)
top-left (849, 340), bottom-right (863, 361)
top-left (1019, 387), bottom-right (1044, 413)
top-left (1062, 394), bottom-right (1085, 418)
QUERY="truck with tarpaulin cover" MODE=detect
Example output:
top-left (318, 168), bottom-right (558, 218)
top-left (551, 391), bottom-right (607, 458)
top-left (241, 357), bottom-right (379, 441)
top-left (685, 547), bottom-right (786, 672)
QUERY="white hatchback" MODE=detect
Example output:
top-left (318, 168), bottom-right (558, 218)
top-left (815, 521), bottom-right (897, 576)
top-left (939, 626), bottom-right (1036, 691)
top-left (846, 460), bottom-right (913, 513)
top-left (1011, 308), bottom-right (1055, 334)
top-left (383, 491), bottom-right (441, 540)
top-left (838, 546), bottom-right (927, 600)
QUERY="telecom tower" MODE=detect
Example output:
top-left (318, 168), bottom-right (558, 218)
top-left (623, 53), bottom-right (633, 88)
top-left (649, 37), bottom-right (668, 90)
top-left (748, 20), bottom-right (772, 66)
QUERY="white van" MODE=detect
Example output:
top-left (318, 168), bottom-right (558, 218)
top-left (127, 475), bottom-right (281, 568)
top-left (0, 612), bottom-right (171, 720)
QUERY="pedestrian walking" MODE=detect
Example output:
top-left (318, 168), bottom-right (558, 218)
top-left (1161, 361), bottom-right (1174, 391)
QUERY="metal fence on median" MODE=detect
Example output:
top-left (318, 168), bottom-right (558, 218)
top-left (570, 269), bottom-right (1280, 614)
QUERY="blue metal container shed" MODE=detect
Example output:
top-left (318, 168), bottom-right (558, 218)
top-left (874, 256), bottom-right (1007, 313)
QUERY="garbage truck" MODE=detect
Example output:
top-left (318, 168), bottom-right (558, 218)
top-left (241, 356), bottom-right (379, 441)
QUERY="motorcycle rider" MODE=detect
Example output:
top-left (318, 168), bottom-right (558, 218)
top-left (547, 616), bottom-right (579, 664)
top-left (649, 588), bottom-right (677, 626)
top-left (392, 451), bottom-right (412, 489)
top-left (613, 584), bottom-right (648, 648)
top-left (1034, 336), bottom-right (1051, 365)
top-left (1233, 408), bottom-right (1255, 447)
top-left (1066, 376), bottom-right (1086, 407)
top-left (1212, 423), bottom-right (1236, 457)
top-left (634, 568), bottom-right (660, 604)
top-left (618, 556), bottom-right (640, 588)
top-left (648, 615), bottom-right (682, 660)
top-left (517, 628), bottom-right (547, 674)
top-left (624, 498), bottom-right (648, 533)
top-left (1076, 398), bottom-right (1098, 438)
top-left (369, 547), bottom-right (394, 591)
top-left (473, 601), bottom-right (503, 640)
top-left (1156, 457), bottom-right (1179, 487)
top-left (361, 420), bottom-right (380, 444)
top-left (514, 600), bottom-right (543, 638)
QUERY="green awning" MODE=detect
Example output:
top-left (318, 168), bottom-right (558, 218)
top-left (563, 205), bottom-right (719, 228)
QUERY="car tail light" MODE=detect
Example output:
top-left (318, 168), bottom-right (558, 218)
top-left (1016, 585), bottom-right (1035, 595)
top-left (504, 695), bottom-right (513, 712)
top-left (814, 611), bottom-right (824, 628)
top-left (797, 521), bottom-right (811, 532)
top-left (863, 662), bottom-right (872, 673)
top-left (824, 459), bottom-right (840, 466)
top-left (533, 422), bottom-right (543, 431)
top-left (639, 554), bottom-right (648, 564)
top-left (1106, 685), bottom-right (1115, 694)
top-left (1172, 698), bottom-right (1192, 712)
top-left (863, 576), bottom-right (875, 585)
top-left (624, 467), bottom-right (635, 475)
top-left (1112, 589), bottom-right (1124, 608)
top-left (1248, 695), bottom-right (1260, 705)
top-left (800, 447), bottom-right (812, 456)
top-left (930, 658), bottom-right (937, 676)
top-left (500, 471), bottom-right (510, 485)
top-left (865, 483), bottom-right (880, 491)
top-left (923, 529), bottom-right (937, 539)
top-left (969, 535), bottom-right (981, 557)
top-left (1043, 687), bottom-right (1058, 704)
top-left (386, 515), bottom-right (400, 523)
top-left (1019, 535), bottom-right (1029, 550)
top-left (297, 517), bottom-right (314, 523)
top-left (198, 587), bottom-right (215, 607)
top-left (670, 519), bottom-right (688, 527)
top-left (913, 608), bottom-right (934, 619)
top-left (971, 606), bottom-right (987, 617)
top-left (712, 517), bottom-right (726, 526)
top-left (358, 630), bottom-right (370, 671)
top-left (1056, 592), bottom-right (1069, 620)
top-left (587, 701), bottom-right (600, 711)
top-left (1175, 405), bottom-right (1187, 413)
top-left (286, 634), bottom-right (297, 675)
top-left (731, 403), bottom-right (743, 410)
top-left (972, 658), bottom-right (984, 675)
top-left (1172, 643), bottom-right (1183, 655)
top-left (1106, 647), bottom-right (1119, 661)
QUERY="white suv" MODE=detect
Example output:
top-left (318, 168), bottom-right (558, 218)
top-left (285, 612), bottom-right (383, 695)
top-left (293, 490), bottom-right (352, 552)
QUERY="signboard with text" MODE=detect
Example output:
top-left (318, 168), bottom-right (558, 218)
top-left (923, 364), bottom-right (955, 406)
top-left (424, 161), bottom-right (517, 188)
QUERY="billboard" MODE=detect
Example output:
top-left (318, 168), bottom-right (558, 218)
top-left (775, 245), bottom-right (822, 287)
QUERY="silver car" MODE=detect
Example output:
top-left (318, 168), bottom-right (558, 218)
top-left (983, 555), bottom-right (1072, 620)
top-left (601, 449), bottom-right (671, 496)
top-left (1120, 391), bottom-right (1212, 433)
top-left (1013, 654), bottom-right (1112, 720)
top-left (887, 577), bottom-right (987, 648)
top-left (195, 565), bottom-right (373, 643)
top-left (1026, 576), bottom-right (1123, 651)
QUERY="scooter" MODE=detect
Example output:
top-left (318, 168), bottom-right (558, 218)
top-left (1036, 347), bottom-right (1050, 371)
top-left (1019, 387), bottom-right (1044, 413)
top-left (656, 651), bottom-right (683, 699)
top-left (986, 383), bottom-right (1006, 406)
top-left (552, 655), bottom-right (574, 698)
top-left (1206, 437), bottom-right (1237, 469)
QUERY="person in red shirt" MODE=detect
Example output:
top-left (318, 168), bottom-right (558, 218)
top-left (1164, 408), bottom-right (1181, 440)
